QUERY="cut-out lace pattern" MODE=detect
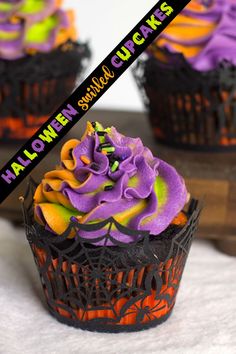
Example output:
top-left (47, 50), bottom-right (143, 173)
top-left (23, 179), bottom-right (200, 332)
top-left (133, 51), bottom-right (236, 151)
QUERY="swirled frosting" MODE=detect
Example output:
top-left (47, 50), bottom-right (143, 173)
top-left (0, 0), bottom-right (77, 60)
top-left (34, 122), bottom-right (188, 245)
top-left (150, 0), bottom-right (236, 71)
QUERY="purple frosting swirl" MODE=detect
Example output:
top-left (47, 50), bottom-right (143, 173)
top-left (0, 0), bottom-right (76, 60)
top-left (155, 0), bottom-right (236, 71)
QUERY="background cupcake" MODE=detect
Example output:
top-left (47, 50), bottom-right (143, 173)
top-left (22, 121), bottom-right (200, 332)
top-left (134, 0), bottom-right (236, 150)
top-left (0, 0), bottom-right (90, 142)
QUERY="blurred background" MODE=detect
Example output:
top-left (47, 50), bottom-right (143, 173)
top-left (65, 0), bottom-right (156, 112)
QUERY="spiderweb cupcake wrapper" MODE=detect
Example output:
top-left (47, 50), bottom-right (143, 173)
top-left (22, 179), bottom-right (200, 332)
top-left (0, 41), bottom-right (91, 141)
top-left (133, 51), bottom-right (236, 151)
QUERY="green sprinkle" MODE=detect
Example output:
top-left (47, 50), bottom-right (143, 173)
top-left (105, 127), bottom-right (111, 134)
top-left (97, 133), bottom-right (106, 144)
top-left (99, 136), bottom-right (106, 144)
top-left (103, 146), bottom-right (115, 154)
top-left (92, 121), bottom-right (104, 132)
top-left (100, 143), bottom-right (111, 148)
top-left (104, 185), bottom-right (113, 191)
top-left (97, 131), bottom-right (106, 136)
top-left (111, 161), bottom-right (119, 172)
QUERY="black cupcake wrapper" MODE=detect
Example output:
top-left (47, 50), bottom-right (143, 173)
top-left (0, 41), bottom-right (91, 141)
top-left (133, 52), bottom-right (236, 151)
top-left (21, 178), bottom-right (200, 332)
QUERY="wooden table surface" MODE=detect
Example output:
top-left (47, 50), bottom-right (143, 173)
top-left (0, 109), bottom-right (236, 254)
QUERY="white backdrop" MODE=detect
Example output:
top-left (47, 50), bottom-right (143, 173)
top-left (64, 0), bottom-right (157, 111)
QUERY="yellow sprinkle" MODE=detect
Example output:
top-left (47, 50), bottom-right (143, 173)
top-left (80, 155), bottom-right (91, 165)
top-left (87, 121), bottom-right (95, 134)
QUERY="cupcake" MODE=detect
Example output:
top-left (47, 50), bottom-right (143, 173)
top-left (134, 0), bottom-right (236, 150)
top-left (22, 121), bottom-right (200, 332)
top-left (0, 0), bottom-right (90, 142)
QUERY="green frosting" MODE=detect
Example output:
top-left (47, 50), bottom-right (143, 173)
top-left (19, 0), bottom-right (45, 14)
top-left (0, 0), bottom-right (77, 60)
top-left (154, 176), bottom-right (168, 209)
top-left (0, 30), bottom-right (19, 40)
top-left (49, 203), bottom-right (79, 222)
top-left (128, 175), bottom-right (139, 188)
top-left (25, 15), bottom-right (59, 44)
top-left (0, 2), bottom-right (13, 12)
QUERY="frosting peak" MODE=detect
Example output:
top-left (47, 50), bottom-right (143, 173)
top-left (34, 122), bottom-right (188, 245)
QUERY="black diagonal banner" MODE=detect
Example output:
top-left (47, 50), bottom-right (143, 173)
top-left (0, 0), bottom-right (191, 204)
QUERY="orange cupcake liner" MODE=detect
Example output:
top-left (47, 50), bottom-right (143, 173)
top-left (33, 245), bottom-right (186, 327)
top-left (0, 77), bottom-right (77, 141)
top-left (150, 89), bottom-right (236, 148)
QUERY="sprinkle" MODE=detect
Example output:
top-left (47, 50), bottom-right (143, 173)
top-left (96, 122), bottom-right (104, 131)
top-left (90, 163), bottom-right (100, 171)
top-left (109, 155), bottom-right (119, 164)
top-left (92, 121), bottom-right (103, 132)
top-left (102, 150), bottom-right (108, 155)
top-left (97, 131), bottom-right (106, 136)
top-left (171, 212), bottom-right (187, 226)
top-left (87, 121), bottom-right (94, 135)
top-left (99, 136), bottom-right (106, 144)
top-left (102, 146), bottom-right (115, 154)
top-left (97, 132), bottom-right (106, 144)
top-left (104, 185), bottom-right (113, 191)
top-left (110, 161), bottom-right (119, 172)
top-left (80, 155), bottom-right (91, 165)
top-left (97, 143), bottom-right (115, 154)
top-left (100, 143), bottom-right (112, 148)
